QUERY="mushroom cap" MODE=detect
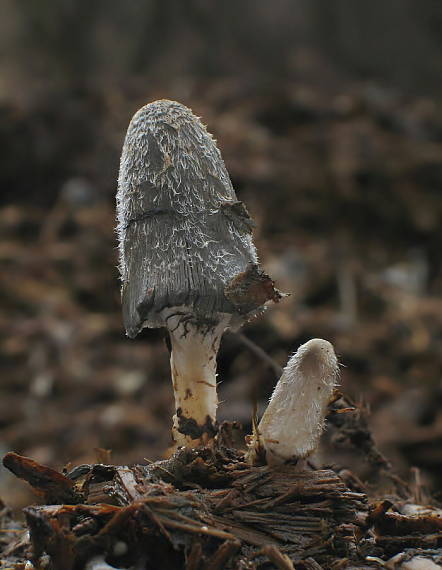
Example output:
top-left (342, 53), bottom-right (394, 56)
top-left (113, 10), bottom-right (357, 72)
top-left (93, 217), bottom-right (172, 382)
top-left (290, 338), bottom-right (338, 380)
top-left (117, 100), bottom-right (268, 338)
top-left (258, 338), bottom-right (339, 461)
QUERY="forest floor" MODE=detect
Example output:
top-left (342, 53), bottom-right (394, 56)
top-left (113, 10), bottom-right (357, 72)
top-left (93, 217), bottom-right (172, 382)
top-left (0, 75), bottom-right (441, 567)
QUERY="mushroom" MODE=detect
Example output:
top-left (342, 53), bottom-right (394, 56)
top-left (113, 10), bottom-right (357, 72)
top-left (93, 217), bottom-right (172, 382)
top-left (117, 99), bottom-right (281, 447)
top-left (247, 339), bottom-right (339, 465)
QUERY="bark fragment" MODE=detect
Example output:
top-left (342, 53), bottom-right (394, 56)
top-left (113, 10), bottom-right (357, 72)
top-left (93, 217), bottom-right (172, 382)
top-left (2, 452), bottom-right (82, 504)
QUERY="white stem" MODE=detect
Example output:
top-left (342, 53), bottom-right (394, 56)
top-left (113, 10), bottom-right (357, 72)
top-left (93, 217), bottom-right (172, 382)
top-left (167, 316), bottom-right (227, 446)
top-left (251, 338), bottom-right (339, 465)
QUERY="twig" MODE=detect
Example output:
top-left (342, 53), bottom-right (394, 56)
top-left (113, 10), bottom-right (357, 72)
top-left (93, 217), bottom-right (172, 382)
top-left (213, 489), bottom-right (239, 512)
top-left (304, 558), bottom-right (324, 570)
top-left (142, 503), bottom-right (172, 543)
top-left (186, 541), bottom-right (202, 570)
top-left (220, 496), bottom-right (271, 514)
top-left (232, 332), bottom-right (283, 378)
top-left (157, 515), bottom-right (236, 540)
top-left (0, 528), bottom-right (25, 533)
top-left (206, 539), bottom-right (241, 570)
top-left (261, 545), bottom-right (295, 570)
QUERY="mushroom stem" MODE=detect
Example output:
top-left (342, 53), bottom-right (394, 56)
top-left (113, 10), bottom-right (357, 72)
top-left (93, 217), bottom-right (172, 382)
top-left (247, 339), bottom-right (339, 465)
top-left (167, 314), bottom-right (228, 446)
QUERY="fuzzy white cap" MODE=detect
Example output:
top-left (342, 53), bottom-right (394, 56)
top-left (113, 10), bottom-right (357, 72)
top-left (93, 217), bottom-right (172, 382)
top-left (257, 338), bottom-right (339, 465)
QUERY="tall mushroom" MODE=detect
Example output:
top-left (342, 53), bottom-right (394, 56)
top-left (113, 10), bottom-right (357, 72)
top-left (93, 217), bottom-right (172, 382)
top-left (247, 339), bottom-right (339, 465)
top-left (117, 99), bottom-right (281, 447)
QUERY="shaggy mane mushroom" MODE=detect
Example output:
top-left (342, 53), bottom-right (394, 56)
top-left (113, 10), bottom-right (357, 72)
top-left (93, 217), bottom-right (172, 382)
top-left (117, 99), bottom-right (281, 447)
top-left (247, 338), bottom-right (339, 465)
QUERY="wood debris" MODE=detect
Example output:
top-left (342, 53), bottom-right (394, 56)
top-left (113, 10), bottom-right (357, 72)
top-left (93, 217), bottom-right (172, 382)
top-left (2, 441), bottom-right (441, 569)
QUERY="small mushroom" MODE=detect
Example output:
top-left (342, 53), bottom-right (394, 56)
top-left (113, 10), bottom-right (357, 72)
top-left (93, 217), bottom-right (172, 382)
top-left (117, 100), bottom-right (281, 447)
top-left (247, 339), bottom-right (339, 465)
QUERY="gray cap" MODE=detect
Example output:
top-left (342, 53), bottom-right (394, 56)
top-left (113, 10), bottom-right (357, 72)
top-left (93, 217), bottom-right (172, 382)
top-left (117, 100), bottom-right (280, 338)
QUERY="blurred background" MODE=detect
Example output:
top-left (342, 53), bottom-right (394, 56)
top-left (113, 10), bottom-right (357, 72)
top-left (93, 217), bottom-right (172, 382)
top-left (0, 1), bottom-right (441, 509)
